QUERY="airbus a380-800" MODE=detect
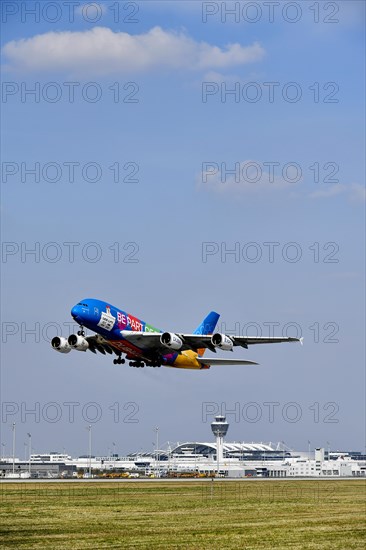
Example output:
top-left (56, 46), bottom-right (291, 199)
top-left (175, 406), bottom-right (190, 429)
top-left (51, 299), bottom-right (302, 370)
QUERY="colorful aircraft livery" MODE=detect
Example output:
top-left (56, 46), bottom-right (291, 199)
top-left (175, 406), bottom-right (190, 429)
top-left (51, 299), bottom-right (302, 370)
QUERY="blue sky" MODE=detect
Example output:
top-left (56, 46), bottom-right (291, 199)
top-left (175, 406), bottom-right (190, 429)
top-left (1, 1), bottom-right (365, 458)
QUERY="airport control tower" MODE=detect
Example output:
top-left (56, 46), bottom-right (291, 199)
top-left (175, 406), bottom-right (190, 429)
top-left (211, 415), bottom-right (229, 473)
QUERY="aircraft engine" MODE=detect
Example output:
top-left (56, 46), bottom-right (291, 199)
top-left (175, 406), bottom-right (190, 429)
top-left (160, 332), bottom-right (183, 350)
top-left (51, 336), bottom-right (71, 353)
top-left (211, 333), bottom-right (234, 351)
top-left (68, 334), bottom-right (89, 351)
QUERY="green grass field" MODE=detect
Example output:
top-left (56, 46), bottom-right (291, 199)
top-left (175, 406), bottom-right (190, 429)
top-left (0, 480), bottom-right (365, 549)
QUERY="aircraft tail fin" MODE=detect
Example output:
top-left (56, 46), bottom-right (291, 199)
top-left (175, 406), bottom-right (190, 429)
top-left (194, 311), bottom-right (220, 357)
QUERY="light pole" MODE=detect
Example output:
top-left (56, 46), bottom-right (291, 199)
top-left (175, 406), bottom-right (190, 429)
top-left (112, 441), bottom-right (116, 457)
top-left (326, 441), bottom-right (330, 461)
top-left (154, 427), bottom-right (159, 477)
top-left (167, 443), bottom-right (171, 475)
top-left (87, 425), bottom-right (92, 477)
top-left (1, 443), bottom-right (5, 460)
top-left (27, 433), bottom-right (32, 476)
top-left (12, 423), bottom-right (16, 475)
top-left (308, 440), bottom-right (311, 458)
top-left (281, 441), bottom-right (285, 462)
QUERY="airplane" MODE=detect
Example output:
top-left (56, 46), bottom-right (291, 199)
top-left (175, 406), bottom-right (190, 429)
top-left (51, 299), bottom-right (302, 370)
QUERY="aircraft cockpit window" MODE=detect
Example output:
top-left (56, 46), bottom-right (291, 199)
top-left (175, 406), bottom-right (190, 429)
top-left (78, 302), bottom-right (89, 307)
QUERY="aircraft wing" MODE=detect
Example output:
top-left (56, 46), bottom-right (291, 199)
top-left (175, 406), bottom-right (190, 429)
top-left (227, 336), bottom-right (303, 348)
top-left (118, 331), bottom-right (211, 353)
top-left (197, 358), bottom-right (258, 366)
top-left (120, 331), bottom-right (302, 353)
top-left (84, 335), bottom-right (117, 355)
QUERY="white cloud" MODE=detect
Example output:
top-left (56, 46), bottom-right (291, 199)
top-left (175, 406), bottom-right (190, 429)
top-left (309, 185), bottom-right (347, 199)
top-left (198, 160), bottom-right (303, 195)
top-left (309, 183), bottom-right (365, 202)
top-left (2, 27), bottom-right (265, 75)
top-left (199, 162), bottom-right (365, 203)
top-left (349, 183), bottom-right (366, 202)
top-left (202, 70), bottom-right (255, 84)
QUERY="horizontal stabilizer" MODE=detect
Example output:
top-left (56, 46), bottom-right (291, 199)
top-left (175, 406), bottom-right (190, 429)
top-left (197, 358), bottom-right (258, 366)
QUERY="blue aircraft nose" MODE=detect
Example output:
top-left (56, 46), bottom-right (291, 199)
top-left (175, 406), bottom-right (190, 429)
top-left (71, 304), bottom-right (81, 321)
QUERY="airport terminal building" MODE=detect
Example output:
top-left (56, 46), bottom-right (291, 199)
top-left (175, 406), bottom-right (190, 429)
top-left (1, 416), bottom-right (365, 479)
